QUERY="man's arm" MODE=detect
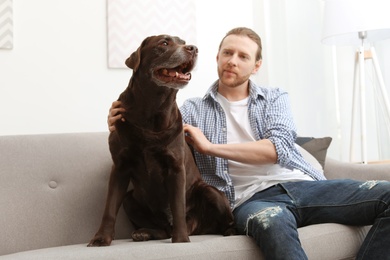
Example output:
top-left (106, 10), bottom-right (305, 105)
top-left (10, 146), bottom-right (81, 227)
top-left (183, 124), bottom-right (277, 165)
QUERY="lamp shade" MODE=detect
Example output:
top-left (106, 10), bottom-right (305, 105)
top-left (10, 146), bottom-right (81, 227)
top-left (322, 0), bottom-right (390, 45)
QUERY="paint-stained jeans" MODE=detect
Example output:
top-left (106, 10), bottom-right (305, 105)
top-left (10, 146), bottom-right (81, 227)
top-left (233, 179), bottom-right (390, 260)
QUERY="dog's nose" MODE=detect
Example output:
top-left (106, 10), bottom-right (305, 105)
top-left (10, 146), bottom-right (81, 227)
top-left (186, 45), bottom-right (198, 54)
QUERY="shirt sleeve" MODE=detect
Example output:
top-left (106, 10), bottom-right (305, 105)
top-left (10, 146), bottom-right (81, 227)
top-left (263, 89), bottom-right (298, 167)
top-left (179, 99), bottom-right (191, 124)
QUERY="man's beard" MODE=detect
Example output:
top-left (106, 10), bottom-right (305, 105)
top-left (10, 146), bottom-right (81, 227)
top-left (218, 68), bottom-right (251, 88)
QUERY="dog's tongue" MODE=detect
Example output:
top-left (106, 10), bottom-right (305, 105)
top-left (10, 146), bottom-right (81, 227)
top-left (163, 69), bottom-right (191, 80)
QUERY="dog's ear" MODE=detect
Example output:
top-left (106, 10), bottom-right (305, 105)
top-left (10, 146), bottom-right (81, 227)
top-left (125, 46), bottom-right (141, 72)
top-left (125, 36), bottom-right (152, 72)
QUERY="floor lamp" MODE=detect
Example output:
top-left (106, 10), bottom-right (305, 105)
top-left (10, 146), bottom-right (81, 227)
top-left (321, 0), bottom-right (390, 163)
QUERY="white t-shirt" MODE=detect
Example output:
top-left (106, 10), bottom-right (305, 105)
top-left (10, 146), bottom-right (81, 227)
top-left (216, 93), bottom-right (313, 208)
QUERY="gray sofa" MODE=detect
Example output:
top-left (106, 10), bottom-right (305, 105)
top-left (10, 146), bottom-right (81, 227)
top-left (1, 132), bottom-right (389, 259)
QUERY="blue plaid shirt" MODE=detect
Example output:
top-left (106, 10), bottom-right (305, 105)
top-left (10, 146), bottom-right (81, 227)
top-left (180, 80), bottom-right (326, 208)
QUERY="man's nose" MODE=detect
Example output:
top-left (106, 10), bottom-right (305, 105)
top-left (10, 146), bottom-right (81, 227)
top-left (227, 56), bottom-right (238, 66)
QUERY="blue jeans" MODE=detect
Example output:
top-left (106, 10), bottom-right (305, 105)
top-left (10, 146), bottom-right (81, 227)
top-left (233, 179), bottom-right (390, 260)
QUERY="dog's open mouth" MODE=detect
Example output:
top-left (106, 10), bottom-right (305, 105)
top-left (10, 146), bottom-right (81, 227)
top-left (155, 61), bottom-right (194, 83)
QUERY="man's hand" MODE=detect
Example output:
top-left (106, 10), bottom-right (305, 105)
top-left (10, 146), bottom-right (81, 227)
top-left (108, 101), bottom-right (125, 132)
top-left (183, 124), bottom-right (212, 155)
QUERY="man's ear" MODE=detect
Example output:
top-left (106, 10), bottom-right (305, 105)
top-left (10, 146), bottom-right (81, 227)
top-left (252, 60), bottom-right (262, 74)
top-left (125, 46), bottom-right (141, 72)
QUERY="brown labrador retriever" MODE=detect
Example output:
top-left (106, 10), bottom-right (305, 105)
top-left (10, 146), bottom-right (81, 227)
top-left (88, 35), bottom-right (235, 246)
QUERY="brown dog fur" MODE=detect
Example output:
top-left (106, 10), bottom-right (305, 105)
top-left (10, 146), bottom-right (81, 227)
top-left (88, 35), bottom-right (235, 246)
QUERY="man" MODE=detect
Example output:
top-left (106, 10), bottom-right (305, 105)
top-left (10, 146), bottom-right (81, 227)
top-left (108, 27), bottom-right (390, 260)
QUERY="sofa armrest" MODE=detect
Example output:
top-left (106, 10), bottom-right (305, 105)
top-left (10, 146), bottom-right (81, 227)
top-left (324, 157), bottom-right (390, 181)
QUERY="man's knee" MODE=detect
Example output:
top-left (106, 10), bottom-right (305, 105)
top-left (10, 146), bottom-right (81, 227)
top-left (245, 206), bottom-right (284, 235)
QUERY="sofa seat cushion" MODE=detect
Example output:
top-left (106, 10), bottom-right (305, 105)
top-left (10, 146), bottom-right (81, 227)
top-left (1, 235), bottom-right (263, 260)
top-left (2, 224), bottom-right (370, 260)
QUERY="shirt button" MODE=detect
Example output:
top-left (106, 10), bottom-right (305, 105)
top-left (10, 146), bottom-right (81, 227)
top-left (222, 128), bottom-right (226, 132)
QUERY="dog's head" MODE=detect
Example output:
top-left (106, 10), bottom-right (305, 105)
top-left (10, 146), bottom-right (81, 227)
top-left (125, 35), bottom-right (198, 89)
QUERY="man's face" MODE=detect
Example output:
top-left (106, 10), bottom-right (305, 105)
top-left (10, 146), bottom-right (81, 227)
top-left (216, 35), bottom-right (261, 88)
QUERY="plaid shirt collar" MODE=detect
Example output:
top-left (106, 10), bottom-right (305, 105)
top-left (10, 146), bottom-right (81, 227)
top-left (203, 79), bottom-right (266, 103)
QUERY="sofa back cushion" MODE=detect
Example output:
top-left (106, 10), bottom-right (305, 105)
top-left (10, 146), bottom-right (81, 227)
top-left (0, 132), bottom-right (133, 256)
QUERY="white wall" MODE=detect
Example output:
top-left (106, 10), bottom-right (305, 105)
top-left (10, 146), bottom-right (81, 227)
top-left (1, 0), bottom-right (390, 162)
top-left (1, 0), bottom-right (125, 135)
top-left (0, 0), bottom-right (254, 136)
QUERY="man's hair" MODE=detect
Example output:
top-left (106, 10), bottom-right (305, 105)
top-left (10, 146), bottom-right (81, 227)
top-left (218, 27), bottom-right (262, 61)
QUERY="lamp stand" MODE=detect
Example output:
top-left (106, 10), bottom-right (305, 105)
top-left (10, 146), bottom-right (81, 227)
top-left (349, 32), bottom-right (390, 163)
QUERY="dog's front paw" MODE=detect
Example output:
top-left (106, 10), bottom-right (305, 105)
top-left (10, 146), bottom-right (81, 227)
top-left (87, 234), bottom-right (113, 247)
top-left (131, 230), bottom-right (152, 241)
top-left (171, 231), bottom-right (190, 243)
top-left (172, 235), bottom-right (190, 243)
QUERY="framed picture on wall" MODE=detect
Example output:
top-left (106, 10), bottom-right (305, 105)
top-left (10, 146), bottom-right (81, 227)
top-left (0, 0), bottom-right (13, 49)
top-left (107, 0), bottom-right (197, 69)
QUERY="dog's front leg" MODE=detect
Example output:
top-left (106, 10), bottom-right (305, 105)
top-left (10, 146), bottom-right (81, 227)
top-left (88, 165), bottom-right (130, 247)
top-left (167, 161), bottom-right (190, 243)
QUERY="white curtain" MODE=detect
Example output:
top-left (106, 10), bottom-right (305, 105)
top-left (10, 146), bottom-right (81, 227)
top-left (253, 0), bottom-right (390, 162)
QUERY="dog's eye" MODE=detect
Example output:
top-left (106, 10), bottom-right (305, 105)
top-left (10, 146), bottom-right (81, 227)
top-left (161, 41), bottom-right (169, 46)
